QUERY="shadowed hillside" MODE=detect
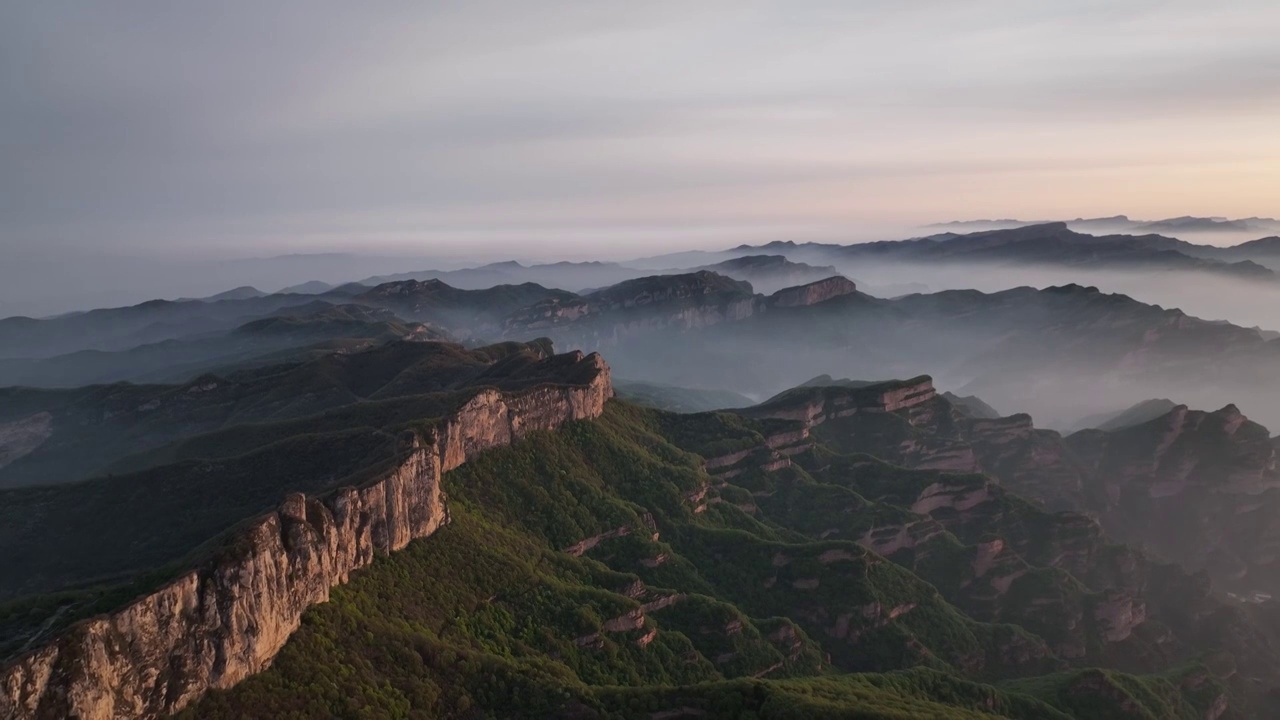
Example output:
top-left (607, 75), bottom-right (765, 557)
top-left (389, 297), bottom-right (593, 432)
top-left (6, 359), bottom-right (1280, 718)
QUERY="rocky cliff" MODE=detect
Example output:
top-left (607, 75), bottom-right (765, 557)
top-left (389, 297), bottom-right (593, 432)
top-left (690, 255), bottom-right (845, 295)
top-left (704, 381), bottom-right (1280, 690)
top-left (504, 271), bottom-right (759, 348)
top-left (0, 354), bottom-right (613, 720)
top-left (742, 375), bottom-right (938, 426)
top-left (750, 378), bottom-right (1280, 619)
top-left (765, 276), bottom-right (858, 308)
top-left (1062, 403), bottom-right (1280, 593)
top-left (907, 396), bottom-right (1280, 595)
top-left (503, 272), bottom-right (862, 353)
top-left (353, 279), bottom-right (574, 338)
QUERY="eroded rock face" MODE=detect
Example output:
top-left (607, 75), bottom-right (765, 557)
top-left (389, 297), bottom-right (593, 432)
top-left (702, 427), bottom-right (812, 481)
top-left (762, 382), bottom-right (1280, 595)
top-left (733, 382), bottom-right (1188, 662)
top-left (505, 271), bottom-right (760, 347)
top-left (744, 377), bottom-right (938, 427)
top-left (766, 276), bottom-right (857, 308)
top-left (0, 355), bottom-right (613, 720)
top-left (1062, 403), bottom-right (1280, 593)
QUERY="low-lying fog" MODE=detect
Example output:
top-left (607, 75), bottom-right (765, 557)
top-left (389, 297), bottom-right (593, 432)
top-left (595, 328), bottom-right (1280, 434)
top-left (8, 234), bottom-right (1280, 435)
top-left (844, 260), bottom-right (1280, 334)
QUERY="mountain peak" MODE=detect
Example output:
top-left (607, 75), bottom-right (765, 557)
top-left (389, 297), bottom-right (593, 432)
top-left (1214, 403), bottom-right (1244, 420)
top-left (768, 276), bottom-right (858, 308)
top-left (1230, 235), bottom-right (1280, 251)
top-left (368, 278), bottom-right (450, 295)
top-left (1019, 221), bottom-right (1071, 232)
top-left (204, 286), bottom-right (266, 302)
top-left (1042, 283), bottom-right (1101, 294)
top-left (587, 270), bottom-right (753, 302)
top-left (734, 240), bottom-right (796, 250)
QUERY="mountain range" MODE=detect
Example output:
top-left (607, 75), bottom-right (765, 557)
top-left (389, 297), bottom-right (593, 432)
top-left (633, 223), bottom-right (1280, 278)
top-left (494, 271), bottom-right (1280, 429)
top-left (7, 224), bottom-right (1280, 719)
top-left (928, 215), bottom-right (1280, 238)
top-left (5, 260), bottom-right (1280, 430)
top-left (0, 304), bottom-right (444, 388)
top-left (4, 341), bottom-right (1280, 718)
top-left (286, 254), bottom-right (847, 300)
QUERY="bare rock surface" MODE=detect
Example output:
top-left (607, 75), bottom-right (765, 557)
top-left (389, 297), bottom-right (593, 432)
top-left (0, 356), bottom-right (612, 720)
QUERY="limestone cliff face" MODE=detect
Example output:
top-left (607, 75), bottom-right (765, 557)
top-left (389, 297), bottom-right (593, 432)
top-left (505, 271), bottom-right (759, 348)
top-left (0, 354), bottom-right (612, 720)
top-left (946, 400), bottom-right (1280, 594)
top-left (739, 378), bottom-right (985, 476)
top-left (733, 382), bottom-right (1173, 659)
top-left (765, 276), bottom-right (858, 308)
top-left (1062, 404), bottom-right (1280, 593)
top-left (701, 426), bottom-right (813, 482)
top-left (745, 376), bottom-right (938, 427)
top-left (779, 387), bottom-right (1276, 594)
top-left (1069, 404), bottom-right (1279, 500)
top-left (961, 414), bottom-right (1090, 511)
top-left (714, 378), bottom-right (1273, 693)
top-left (505, 272), bottom-right (861, 354)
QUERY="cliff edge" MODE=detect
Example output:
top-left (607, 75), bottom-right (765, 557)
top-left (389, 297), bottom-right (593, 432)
top-left (0, 353), bottom-right (613, 720)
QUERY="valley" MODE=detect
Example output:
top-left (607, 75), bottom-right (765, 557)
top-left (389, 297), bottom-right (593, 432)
top-left (10, 7), bottom-right (1280, 717)
top-left (3, 321), bottom-right (1280, 717)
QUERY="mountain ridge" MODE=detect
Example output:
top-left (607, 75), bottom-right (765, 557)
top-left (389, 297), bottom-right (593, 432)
top-left (5, 356), bottom-right (1279, 717)
top-left (177, 376), bottom-right (1280, 717)
top-left (926, 215), bottom-right (1280, 236)
top-left (0, 345), bottom-right (614, 719)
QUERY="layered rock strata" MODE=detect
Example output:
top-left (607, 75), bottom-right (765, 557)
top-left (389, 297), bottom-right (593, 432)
top-left (0, 354), bottom-right (613, 720)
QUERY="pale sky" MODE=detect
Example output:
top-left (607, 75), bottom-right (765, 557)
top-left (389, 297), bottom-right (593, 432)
top-left (2, 2), bottom-right (1279, 280)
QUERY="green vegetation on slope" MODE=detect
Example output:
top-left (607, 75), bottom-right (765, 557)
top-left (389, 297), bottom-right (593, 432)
top-left (183, 403), bottom-right (1226, 719)
top-left (0, 338), bottom-right (561, 488)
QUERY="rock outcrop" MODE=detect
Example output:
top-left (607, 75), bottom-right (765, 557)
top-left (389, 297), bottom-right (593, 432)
top-left (352, 278), bottom-right (572, 336)
top-left (765, 276), bottom-right (858, 308)
top-left (743, 376), bottom-right (938, 427)
top-left (759, 380), bottom-right (1280, 596)
top-left (702, 426), bottom-right (812, 480)
top-left (872, 394), bottom-right (1280, 595)
top-left (0, 355), bottom-right (613, 720)
top-left (506, 271), bottom-right (759, 346)
top-left (690, 255), bottom-right (845, 295)
top-left (1061, 403), bottom-right (1280, 593)
top-left (503, 272), bottom-right (861, 354)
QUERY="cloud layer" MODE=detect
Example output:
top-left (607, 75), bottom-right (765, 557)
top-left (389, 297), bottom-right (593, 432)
top-left (2, 1), bottom-right (1279, 312)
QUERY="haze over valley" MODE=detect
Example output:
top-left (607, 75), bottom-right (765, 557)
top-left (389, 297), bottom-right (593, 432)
top-left (5, 3), bottom-right (1280, 719)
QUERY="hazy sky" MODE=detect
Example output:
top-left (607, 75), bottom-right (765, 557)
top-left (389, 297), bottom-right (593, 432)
top-left (3, 1), bottom-right (1279, 265)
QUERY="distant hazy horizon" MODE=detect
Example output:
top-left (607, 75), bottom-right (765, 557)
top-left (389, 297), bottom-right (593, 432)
top-left (0, 222), bottom-right (898, 317)
top-left (0, 218), bottom-right (1274, 320)
top-left (4, 1), bottom-right (1279, 314)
